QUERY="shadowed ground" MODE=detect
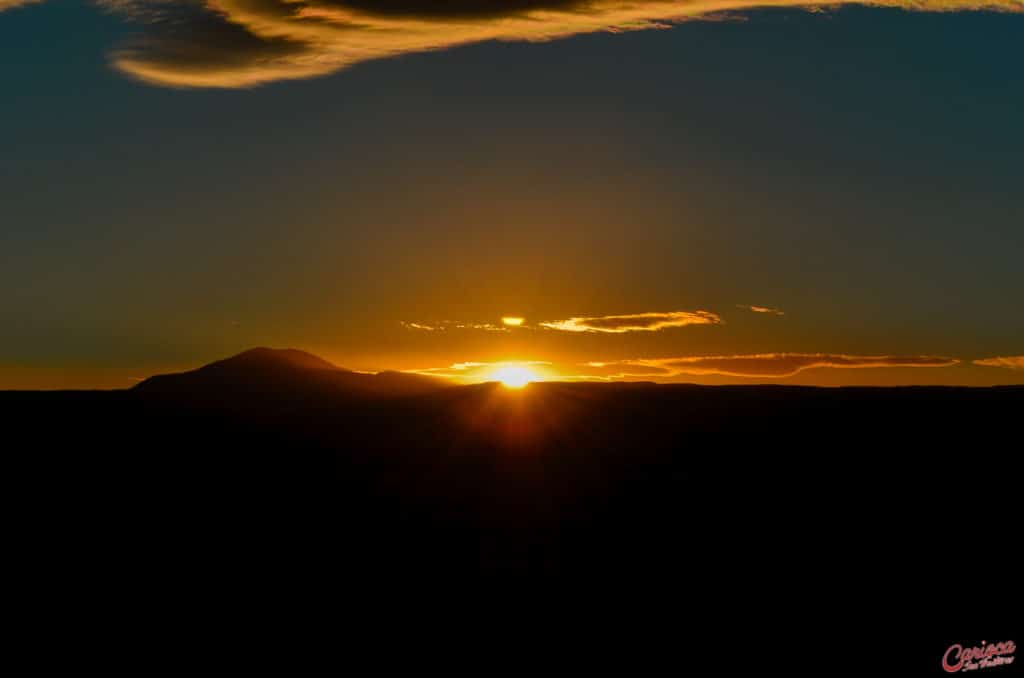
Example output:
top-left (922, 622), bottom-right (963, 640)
top-left (4, 349), bottom-right (1019, 661)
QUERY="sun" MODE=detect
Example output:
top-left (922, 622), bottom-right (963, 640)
top-left (489, 366), bottom-right (537, 388)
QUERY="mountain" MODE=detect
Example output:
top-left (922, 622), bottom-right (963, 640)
top-left (4, 377), bottom-right (1018, 665)
top-left (2, 359), bottom-right (1020, 636)
top-left (133, 347), bottom-right (449, 398)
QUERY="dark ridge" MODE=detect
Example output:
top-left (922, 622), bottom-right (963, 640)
top-left (224, 346), bottom-right (344, 372)
top-left (132, 346), bottom-right (449, 398)
top-left (3, 365), bottom-right (1021, 651)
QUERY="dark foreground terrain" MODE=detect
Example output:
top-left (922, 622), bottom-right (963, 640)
top-left (5, 349), bottom-right (1020, 664)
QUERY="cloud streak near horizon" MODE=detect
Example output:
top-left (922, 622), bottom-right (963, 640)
top-left (4, 1), bottom-right (1021, 87)
top-left (592, 353), bottom-right (959, 378)
top-left (541, 310), bottom-right (721, 333)
top-left (739, 304), bottom-right (785, 316)
top-left (409, 352), bottom-right (959, 382)
top-left (400, 310), bottom-right (721, 333)
top-left (410, 359), bottom-right (554, 381)
top-left (973, 355), bottom-right (1024, 370)
top-left (401, 320), bottom-right (509, 331)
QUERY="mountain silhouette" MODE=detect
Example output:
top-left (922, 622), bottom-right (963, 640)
top-left (4, 349), bottom-right (1020, 608)
top-left (133, 346), bottom-right (449, 398)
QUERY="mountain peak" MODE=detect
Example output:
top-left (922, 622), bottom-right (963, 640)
top-left (223, 347), bottom-right (343, 372)
top-left (133, 347), bottom-right (448, 398)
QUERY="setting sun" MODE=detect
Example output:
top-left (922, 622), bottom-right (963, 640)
top-left (489, 366), bottom-right (537, 388)
top-left (501, 316), bottom-right (525, 327)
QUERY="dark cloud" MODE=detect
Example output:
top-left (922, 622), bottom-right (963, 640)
top-left (49, 0), bottom-right (1018, 87)
top-left (317, 0), bottom-right (588, 18)
top-left (97, 1), bottom-right (312, 87)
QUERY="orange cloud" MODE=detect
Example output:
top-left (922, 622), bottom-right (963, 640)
top-left (408, 352), bottom-right (959, 383)
top-left (83, 0), bottom-right (1024, 88)
top-left (973, 355), bottom-right (1024, 370)
top-left (739, 304), bottom-right (785, 316)
top-left (591, 352), bottom-right (958, 377)
top-left (541, 310), bottom-right (721, 333)
top-left (409, 359), bottom-right (553, 382)
top-left (0, 0), bottom-right (43, 9)
top-left (401, 320), bottom-right (509, 331)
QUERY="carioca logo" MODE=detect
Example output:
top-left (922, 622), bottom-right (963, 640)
top-left (942, 640), bottom-right (1016, 673)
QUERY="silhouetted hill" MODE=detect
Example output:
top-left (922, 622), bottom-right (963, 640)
top-left (3, 354), bottom-right (1021, 650)
top-left (133, 347), bottom-right (450, 399)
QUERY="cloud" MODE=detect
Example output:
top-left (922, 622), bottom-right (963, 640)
top-left (973, 355), bottom-right (1024, 370)
top-left (410, 359), bottom-right (552, 381)
top-left (402, 312), bottom-right (721, 333)
top-left (592, 353), bottom-right (958, 378)
top-left (738, 304), bottom-right (785, 316)
top-left (541, 310), bottom-right (721, 333)
top-left (0, 0), bottom-right (43, 10)
top-left (61, 0), bottom-right (1022, 87)
top-left (400, 321), bottom-right (439, 331)
top-left (406, 352), bottom-right (959, 382)
top-left (402, 320), bottom-right (509, 331)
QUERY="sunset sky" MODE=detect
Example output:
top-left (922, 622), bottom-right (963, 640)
top-left (1, 0), bottom-right (1022, 388)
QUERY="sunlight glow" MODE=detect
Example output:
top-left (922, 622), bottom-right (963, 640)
top-left (502, 317), bottom-right (525, 327)
top-left (490, 366), bottom-right (537, 388)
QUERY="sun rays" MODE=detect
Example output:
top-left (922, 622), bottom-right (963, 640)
top-left (489, 365), bottom-right (539, 388)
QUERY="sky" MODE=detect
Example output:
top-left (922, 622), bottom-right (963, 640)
top-left (1, 0), bottom-right (1022, 388)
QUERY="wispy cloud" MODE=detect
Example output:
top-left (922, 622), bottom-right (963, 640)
top-left (37, 0), bottom-right (1015, 87)
top-left (410, 360), bottom-right (552, 381)
top-left (408, 352), bottom-right (959, 382)
top-left (400, 321), bottom-right (440, 331)
top-left (541, 310), bottom-right (721, 333)
top-left (973, 355), bottom-right (1024, 370)
top-left (738, 304), bottom-right (785, 316)
top-left (403, 311), bottom-right (719, 333)
top-left (401, 320), bottom-right (510, 332)
top-left (582, 353), bottom-right (958, 378)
